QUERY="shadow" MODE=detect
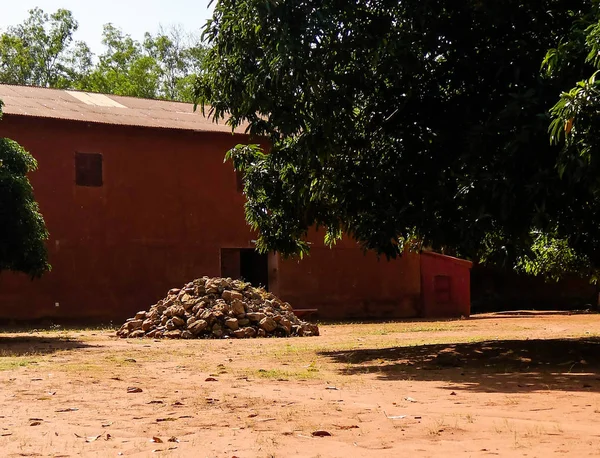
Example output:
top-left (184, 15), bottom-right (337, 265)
top-left (469, 310), bottom-right (598, 319)
top-left (319, 337), bottom-right (600, 393)
top-left (0, 334), bottom-right (96, 357)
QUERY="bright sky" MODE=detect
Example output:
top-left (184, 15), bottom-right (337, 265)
top-left (0, 0), bottom-right (215, 54)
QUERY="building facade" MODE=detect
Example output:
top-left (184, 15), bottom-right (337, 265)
top-left (0, 85), bottom-right (470, 322)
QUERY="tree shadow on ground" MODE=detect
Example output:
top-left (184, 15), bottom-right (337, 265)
top-left (319, 337), bottom-right (600, 394)
top-left (0, 334), bottom-right (96, 357)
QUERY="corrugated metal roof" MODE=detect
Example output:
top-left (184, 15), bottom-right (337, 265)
top-left (0, 84), bottom-right (248, 134)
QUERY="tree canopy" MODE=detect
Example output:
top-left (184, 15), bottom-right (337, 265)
top-left (197, 0), bottom-right (600, 278)
top-left (0, 8), bottom-right (206, 102)
top-left (0, 101), bottom-right (50, 277)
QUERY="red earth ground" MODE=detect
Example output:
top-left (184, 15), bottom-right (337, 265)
top-left (1, 313), bottom-right (600, 457)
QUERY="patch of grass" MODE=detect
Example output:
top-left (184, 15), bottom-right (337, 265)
top-left (103, 355), bottom-right (142, 366)
top-left (53, 363), bottom-right (106, 374)
top-left (0, 358), bottom-right (38, 371)
top-left (250, 367), bottom-right (322, 380)
top-left (427, 417), bottom-right (446, 436)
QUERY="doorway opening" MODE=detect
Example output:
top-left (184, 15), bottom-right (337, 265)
top-left (220, 248), bottom-right (269, 291)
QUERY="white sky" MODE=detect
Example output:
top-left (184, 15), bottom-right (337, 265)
top-left (0, 0), bottom-right (215, 54)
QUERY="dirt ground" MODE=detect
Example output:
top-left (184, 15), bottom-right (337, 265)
top-left (1, 314), bottom-right (600, 457)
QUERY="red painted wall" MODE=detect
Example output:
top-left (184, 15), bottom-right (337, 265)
top-left (271, 233), bottom-right (422, 320)
top-left (420, 251), bottom-right (472, 317)
top-left (0, 115), bottom-right (466, 322)
top-left (0, 116), bottom-right (255, 321)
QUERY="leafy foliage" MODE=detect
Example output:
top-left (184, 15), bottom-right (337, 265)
top-left (0, 9), bottom-right (207, 102)
top-left (514, 231), bottom-right (596, 282)
top-left (0, 8), bottom-right (80, 87)
top-left (198, 0), bottom-right (593, 269)
top-left (0, 100), bottom-right (50, 277)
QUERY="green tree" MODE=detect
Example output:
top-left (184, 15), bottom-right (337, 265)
top-left (144, 26), bottom-right (207, 102)
top-left (78, 24), bottom-right (161, 99)
top-left (0, 101), bottom-right (50, 277)
top-left (0, 7), bottom-right (79, 87)
top-left (0, 9), bottom-right (208, 102)
top-left (198, 0), bottom-right (594, 268)
top-left (78, 24), bottom-right (207, 101)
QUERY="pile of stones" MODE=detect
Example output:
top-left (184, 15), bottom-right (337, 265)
top-left (117, 276), bottom-right (319, 339)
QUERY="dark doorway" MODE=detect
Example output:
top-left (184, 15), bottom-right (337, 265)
top-left (220, 248), bottom-right (269, 290)
top-left (240, 249), bottom-right (269, 290)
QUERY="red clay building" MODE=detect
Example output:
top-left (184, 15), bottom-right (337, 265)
top-left (0, 85), bottom-right (471, 322)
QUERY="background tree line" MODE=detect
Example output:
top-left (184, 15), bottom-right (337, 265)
top-left (0, 7), bottom-right (206, 101)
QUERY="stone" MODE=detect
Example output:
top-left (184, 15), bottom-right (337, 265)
top-left (214, 299), bottom-right (229, 309)
top-left (247, 312), bottom-right (266, 322)
top-left (163, 297), bottom-right (175, 308)
top-left (301, 324), bottom-right (320, 336)
top-left (198, 309), bottom-right (214, 323)
top-left (117, 276), bottom-right (319, 340)
top-left (188, 319), bottom-right (208, 335)
top-left (279, 317), bottom-right (292, 334)
top-left (172, 316), bottom-right (185, 327)
top-left (187, 316), bottom-right (197, 326)
top-left (192, 301), bottom-right (207, 314)
top-left (224, 318), bottom-right (239, 331)
top-left (232, 329), bottom-right (246, 338)
top-left (222, 290), bottom-right (244, 302)
top-left (205, 280), bottom-right (219, 294)
top-left (166, 305), bottom-right (186, 318)
top-left (231, 299), bottom-right (246, 315)
top-left (179, 293), bottom-right (197, 310)
top-left (259, 317), bottom-right (277, 333)
top-left (280, 302), bottom-right (293, 312)
top-left (127, 320), bottom-right (143, 331)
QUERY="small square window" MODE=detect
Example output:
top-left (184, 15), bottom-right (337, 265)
top-left (75, 152), bottom-right (103, 187)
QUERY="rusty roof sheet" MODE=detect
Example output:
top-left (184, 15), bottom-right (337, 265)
top-left (0, 84), bottom-right (248, 134)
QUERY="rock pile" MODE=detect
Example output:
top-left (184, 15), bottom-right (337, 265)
top-left (117, 277), bottom-right (319, 339)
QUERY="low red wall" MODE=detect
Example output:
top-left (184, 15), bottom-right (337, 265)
top-left (420, 251), bottom-right (472, 317)
top-left (273, 235), bottom-right (422, 320)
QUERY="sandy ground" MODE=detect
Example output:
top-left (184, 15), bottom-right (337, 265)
top-left (1, 314), bottom-right (600, 457)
